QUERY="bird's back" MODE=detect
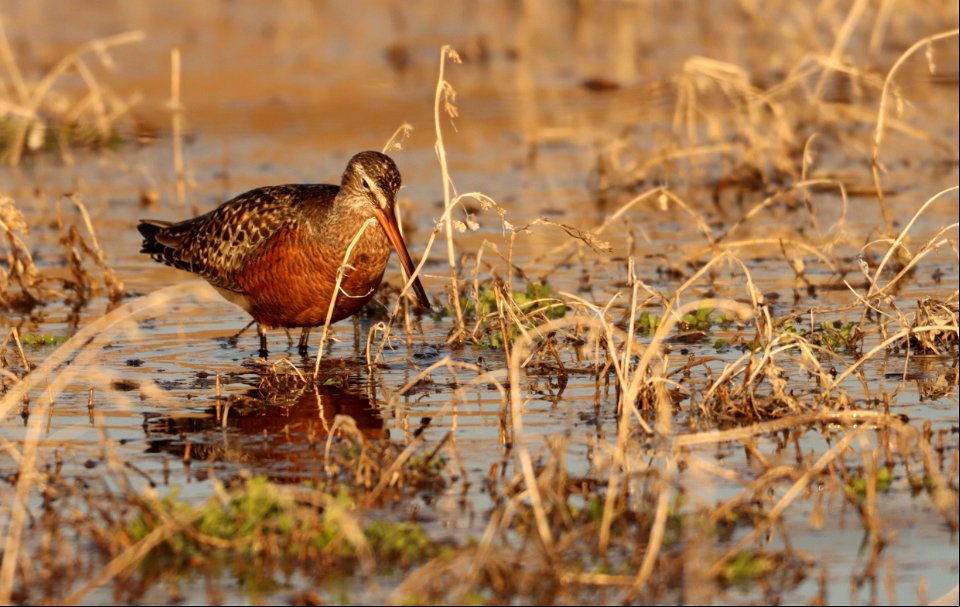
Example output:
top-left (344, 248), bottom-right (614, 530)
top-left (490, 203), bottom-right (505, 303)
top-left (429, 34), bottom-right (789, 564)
top-left (138, 184), bottom-right (339, 293)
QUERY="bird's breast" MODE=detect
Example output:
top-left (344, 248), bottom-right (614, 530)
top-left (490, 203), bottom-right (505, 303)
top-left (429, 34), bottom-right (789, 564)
top-left (233, 222), bottom-right (392, 328)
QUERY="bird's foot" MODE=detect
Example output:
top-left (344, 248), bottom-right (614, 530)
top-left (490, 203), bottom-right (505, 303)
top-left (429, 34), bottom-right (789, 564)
top-left (258, 324), bottom-right (269, 359)
top-left (297, 328), bottom-right (311, 356)
top-left (229, 319), bottom-right (257, 348)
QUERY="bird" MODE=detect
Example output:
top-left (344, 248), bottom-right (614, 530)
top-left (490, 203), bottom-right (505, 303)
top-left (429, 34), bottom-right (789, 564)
top-left (138, 150), bottom-right (429, 358)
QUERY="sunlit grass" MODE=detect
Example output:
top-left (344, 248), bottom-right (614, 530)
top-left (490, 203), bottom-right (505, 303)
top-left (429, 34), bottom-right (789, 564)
top-left (0, 2), bottom-right (958, 605)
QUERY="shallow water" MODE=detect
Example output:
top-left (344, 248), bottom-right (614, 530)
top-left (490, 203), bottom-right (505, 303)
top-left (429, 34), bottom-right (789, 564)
top-left (1, 1), bottom-right (958, 604)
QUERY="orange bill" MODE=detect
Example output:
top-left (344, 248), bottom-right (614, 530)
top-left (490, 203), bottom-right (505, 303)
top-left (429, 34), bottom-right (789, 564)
top-left (374, 207), bottom-right (430, 310)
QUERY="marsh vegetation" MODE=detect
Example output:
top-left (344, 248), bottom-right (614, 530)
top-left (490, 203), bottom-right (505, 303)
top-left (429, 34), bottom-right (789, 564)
top-left (1, 1), bottom-right (957, 604)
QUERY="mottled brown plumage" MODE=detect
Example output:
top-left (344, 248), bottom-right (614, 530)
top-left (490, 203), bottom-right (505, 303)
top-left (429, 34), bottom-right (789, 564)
top-left (138, 151), bottom-right (429, 357)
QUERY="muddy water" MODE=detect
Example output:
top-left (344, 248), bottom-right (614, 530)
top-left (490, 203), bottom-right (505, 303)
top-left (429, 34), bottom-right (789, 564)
top-left (1, 1), bottom-right (958, 605)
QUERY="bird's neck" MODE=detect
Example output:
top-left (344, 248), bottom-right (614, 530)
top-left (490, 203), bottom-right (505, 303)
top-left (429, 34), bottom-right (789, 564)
top-left (307, 191), bottom-right (388, 254)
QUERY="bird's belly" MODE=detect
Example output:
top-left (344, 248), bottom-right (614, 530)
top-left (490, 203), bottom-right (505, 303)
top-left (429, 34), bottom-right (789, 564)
top-left (236, 235), bottom-right (390, 329)
top-left (251, 267), bottom-right (385, 328)
top-left (213, 286), bottom-right (254, 315)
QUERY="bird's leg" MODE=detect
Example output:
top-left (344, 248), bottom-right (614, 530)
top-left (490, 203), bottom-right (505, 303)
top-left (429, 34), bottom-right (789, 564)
top-left (297, 327), bottom-right (311, 356)
top-left (257, 324), bottom-right (269, 359)
top-left (228, 319), bottom-right (257, 347)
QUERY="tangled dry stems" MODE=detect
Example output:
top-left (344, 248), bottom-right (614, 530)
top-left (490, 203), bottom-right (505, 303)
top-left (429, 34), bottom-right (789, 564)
top-left (1, 2), bottom-right (959, 604)
top-left (0, 23), bottom-right (143, 166)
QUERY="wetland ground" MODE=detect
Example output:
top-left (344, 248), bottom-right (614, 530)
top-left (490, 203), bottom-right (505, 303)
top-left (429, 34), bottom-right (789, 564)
top-left (0, 1), bottom-right (958, 604)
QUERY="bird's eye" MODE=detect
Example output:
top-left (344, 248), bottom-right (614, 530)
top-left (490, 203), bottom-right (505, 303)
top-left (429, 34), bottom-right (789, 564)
top-left (362, 179), bottom-right (373, 191)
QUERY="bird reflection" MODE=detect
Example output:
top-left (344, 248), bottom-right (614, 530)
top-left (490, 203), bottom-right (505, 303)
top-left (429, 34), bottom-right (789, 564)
top-left (143, 373), bottom-right (385, 477)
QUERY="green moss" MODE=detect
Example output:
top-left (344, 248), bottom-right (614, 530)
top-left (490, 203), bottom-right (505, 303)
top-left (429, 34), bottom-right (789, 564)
top-left (20, 333), bottom-right (70, 347)
top-left (810, 319), bottom-right (860, 352)
top-left (681, 307), bottom-right (715, 331)
top-left (721, 550), bottom-right (775, 587)
top-left (0, 116), bottom-right (126, 159)
top-left (126, 477), bottom-right (441, 587)
top-left (638, 310), bottom-right (660, 335)
top-left (845, 467), bottom-right (894, 498)
top-left (586, 496), bottom-right (604, 523)
top-left (451, 280), bottom-right (568, 348)
top-left (365, 520), bottom-right (436, 563)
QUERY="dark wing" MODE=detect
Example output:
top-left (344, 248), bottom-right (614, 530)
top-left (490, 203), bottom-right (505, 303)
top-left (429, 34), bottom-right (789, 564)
top-left (138, 184), bottom-right (337, 292)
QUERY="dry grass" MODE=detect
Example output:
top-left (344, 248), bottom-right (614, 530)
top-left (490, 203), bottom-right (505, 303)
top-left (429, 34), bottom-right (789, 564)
top-left (0, 22), bottom-right (143, 165)
top-left (1, 1), bottom-right (958, 605)
top-left (0, 193), bottom-right (125, 314)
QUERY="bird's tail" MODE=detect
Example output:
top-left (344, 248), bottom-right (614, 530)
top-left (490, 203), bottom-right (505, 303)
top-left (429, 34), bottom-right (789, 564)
top-left (138, 220), bottom-right (173, 255)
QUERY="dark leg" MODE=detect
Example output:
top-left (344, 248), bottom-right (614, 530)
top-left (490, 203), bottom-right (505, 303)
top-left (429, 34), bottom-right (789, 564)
top-left (258, 324), bottom-right (269, 358)
top-left (297, 327), bottom-right (311, 356)
top-left (228, 319), bottom-right (257, 347)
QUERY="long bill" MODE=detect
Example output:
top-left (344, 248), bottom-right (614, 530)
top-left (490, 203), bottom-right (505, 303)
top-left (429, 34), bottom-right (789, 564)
top-left (374, 207), bottom-right (430, 310)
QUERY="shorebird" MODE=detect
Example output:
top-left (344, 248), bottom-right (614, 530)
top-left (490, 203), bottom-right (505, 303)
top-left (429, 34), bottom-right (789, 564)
top-left (138, 151), bottom-right (429, 357)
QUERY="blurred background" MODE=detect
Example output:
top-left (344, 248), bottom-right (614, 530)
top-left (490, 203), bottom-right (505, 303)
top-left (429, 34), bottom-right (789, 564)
top-left (5, 0), bottom-right (955, 208)
top-left (2, 0), bottom-right (956, 300)
top-left (0, 2), bottom-right (958, 605)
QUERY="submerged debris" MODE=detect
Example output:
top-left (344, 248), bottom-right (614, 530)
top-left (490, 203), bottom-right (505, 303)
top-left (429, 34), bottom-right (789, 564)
top-left (899, 298), bottom-right (959, 355)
